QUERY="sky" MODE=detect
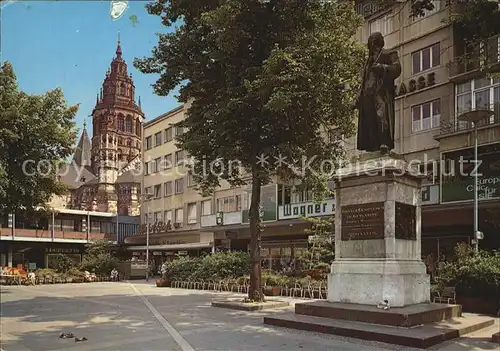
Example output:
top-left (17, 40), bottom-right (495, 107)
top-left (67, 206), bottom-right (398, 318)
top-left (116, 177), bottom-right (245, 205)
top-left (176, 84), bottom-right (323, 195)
top-left (1, 0), bottom-right (181, 138)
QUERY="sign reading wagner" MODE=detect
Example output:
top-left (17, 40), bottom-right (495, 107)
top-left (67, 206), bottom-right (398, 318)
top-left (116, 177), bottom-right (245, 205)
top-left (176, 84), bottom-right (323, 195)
top-left (441, 143), bottom-right (500, 202)
top-left (341, 202), bottom-right (385, 241)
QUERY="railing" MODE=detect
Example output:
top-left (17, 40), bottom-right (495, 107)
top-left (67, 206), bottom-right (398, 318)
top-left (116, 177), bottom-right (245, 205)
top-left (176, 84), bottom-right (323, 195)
top-left (438, 106), bottom-right (500, 137)
top-left (447, 38), bottom-right (500, 78)
top-left (0, 228), bottom-right (108, 241)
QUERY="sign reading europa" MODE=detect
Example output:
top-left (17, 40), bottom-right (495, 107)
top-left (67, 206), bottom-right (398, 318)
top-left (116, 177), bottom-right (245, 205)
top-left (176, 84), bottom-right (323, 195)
top-left (139, 220), bottom-right (172, 235)
top-left (394, 72), bottom-right (435, 97)
top-left (278, 199), bottom-right (335, 220)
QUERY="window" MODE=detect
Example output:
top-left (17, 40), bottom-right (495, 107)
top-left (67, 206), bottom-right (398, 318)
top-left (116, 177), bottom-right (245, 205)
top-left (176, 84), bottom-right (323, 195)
top-left (154, 184), bottom-right (162, 198)
top-left (187, 172), bottom-right (197, 186)
top-left (484, 35), bottom-right (500, 65)
top-left (153, 211), bottom-right (162, 223)
top-left (174, 208), bottom-right (184, 226)
top-left (411, 99), bottom-right (441, 132)
top-left (164, 127), bottom-right (173, 142)
top-left (155, 132), bottom-right (162, 146)
top-left (164, 181), bottom-right (172, 196)
top-left (154, 158), bottom-right (161, 173)
top-left (145, 161), bottom-right (152, 175)
top-left (456, 77), bottom-right (499, 126)
top-left (145, 136), bottom-right (152, 150)
top-left (118, 116), bottom-right (125, 131)
top-left (187, 203), bottom-right (197, 224)
top-left (414, 0), bottom-right (442, 18)
top-left (164, 210), bottom-right (172, 224)
top-left (164, 154), bottom-right (173, 169)
top-left (201, 200), bottom-right (211, 215)
top-left (175, 150), bottom-right (184, 165)
top-left (175, 126), bottom-right (184, 137)
top-left (144, 186), bottom-right (152, 196)
top-left (125, 116), bottom-right (133, 133)
top-left (412, 43), bottom-right (440, 74)
top-left (216, 195), bottom-right (242, 212)
top-left (175, 178), bottom-right (184, 194)
top-left (369, 13), bottom-right (394, 36)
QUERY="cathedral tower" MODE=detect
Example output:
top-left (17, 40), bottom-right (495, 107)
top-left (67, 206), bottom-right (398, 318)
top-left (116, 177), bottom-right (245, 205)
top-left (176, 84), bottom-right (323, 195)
top-left (90, 38), bottom-right (144, 213)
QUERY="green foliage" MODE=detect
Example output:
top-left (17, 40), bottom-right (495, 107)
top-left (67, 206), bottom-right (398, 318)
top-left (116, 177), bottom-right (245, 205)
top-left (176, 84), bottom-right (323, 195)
top-left (437, 243), bottom-right (500, 299)
top-left (136, 1), bottom-right (364, 193)
top-left (161, 251), bottom-right (249, 281)
top-left (50, 254), bottom-right (75, 273)
top-left (137, 0), bottom-right (364, 302)
top-left (0, 62), bottom-right (78, 214)
top-left (80, 240), bottom-right (118, 275)
top-left (300, 216), bottom-right (334, 270)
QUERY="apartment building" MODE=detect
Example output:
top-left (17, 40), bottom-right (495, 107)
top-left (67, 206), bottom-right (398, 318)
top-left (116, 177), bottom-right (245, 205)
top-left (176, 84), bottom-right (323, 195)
top-left (133, 0), bottom-right (500, 268)
top-left (124, 105), bottom-right (217, 267)
top-left (358, 0), bottom-right (500, 259)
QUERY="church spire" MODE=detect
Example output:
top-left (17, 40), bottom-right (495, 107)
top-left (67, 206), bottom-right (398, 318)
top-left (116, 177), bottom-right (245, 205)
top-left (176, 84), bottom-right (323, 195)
top-left (116, 32), bottom-right (122, 57)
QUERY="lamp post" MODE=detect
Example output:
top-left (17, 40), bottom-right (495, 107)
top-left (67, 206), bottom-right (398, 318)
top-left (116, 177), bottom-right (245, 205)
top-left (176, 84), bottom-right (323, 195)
top-left (457, 109), bottom-right (494, 254)
top-left (140, 193), bottom-right (154, 280)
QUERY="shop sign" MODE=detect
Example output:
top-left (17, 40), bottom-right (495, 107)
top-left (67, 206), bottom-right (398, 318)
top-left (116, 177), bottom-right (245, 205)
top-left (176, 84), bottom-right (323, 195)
top-left (395, 72), bottom-right (435, 97)
top-left (139, 220), bottom-right (172, 235)
top-left (45, 248), bottom-right (81, 254)
top-left (278, 199), bottom-right (335, 220)
top-left (178, 251), bottom-right (188, 255)
top-left (441, 144), bottom-right (500, 202)
top-left (441, 175), bottom-right (500, 202)
top-left (150, 239), bottom-right (187, 246)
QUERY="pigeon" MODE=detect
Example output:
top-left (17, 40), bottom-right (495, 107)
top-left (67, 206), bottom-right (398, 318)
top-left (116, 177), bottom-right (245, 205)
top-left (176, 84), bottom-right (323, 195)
top-left (59, 332), bottom-right (75, 339)
top-left (75, 337), bottom-right (88, 342)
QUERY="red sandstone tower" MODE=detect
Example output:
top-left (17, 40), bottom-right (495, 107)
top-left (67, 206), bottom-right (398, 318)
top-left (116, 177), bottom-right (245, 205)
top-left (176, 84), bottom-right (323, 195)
top-left (89, 38), bottom-right (144, 213)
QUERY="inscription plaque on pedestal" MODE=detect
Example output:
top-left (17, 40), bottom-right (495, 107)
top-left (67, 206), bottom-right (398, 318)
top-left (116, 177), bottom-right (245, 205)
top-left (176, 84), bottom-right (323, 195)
top-left (341, 202), bottom-right (385, 240)
top-left (395, 201), bottom-right (417, 240)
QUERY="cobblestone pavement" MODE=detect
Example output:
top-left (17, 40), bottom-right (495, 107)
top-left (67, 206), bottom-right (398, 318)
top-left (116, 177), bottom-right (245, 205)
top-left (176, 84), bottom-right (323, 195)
top-left (1, 281), bottom-right (498, 351)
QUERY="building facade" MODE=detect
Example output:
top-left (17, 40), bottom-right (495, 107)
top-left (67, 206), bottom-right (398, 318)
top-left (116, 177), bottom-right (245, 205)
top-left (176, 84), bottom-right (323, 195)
top-left (124, 105), bottom-right (216, 269)
top-left (356, 0), bottom-right (500, 260)
top-left (54, 39), bottom-right (143, 216)
top-left (135, 1), bottom-right (500, 269)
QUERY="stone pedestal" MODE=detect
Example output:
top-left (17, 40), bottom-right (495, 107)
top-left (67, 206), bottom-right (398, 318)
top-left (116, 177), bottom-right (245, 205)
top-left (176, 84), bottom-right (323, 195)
top-left (327, 152), bottom-right (430, 307)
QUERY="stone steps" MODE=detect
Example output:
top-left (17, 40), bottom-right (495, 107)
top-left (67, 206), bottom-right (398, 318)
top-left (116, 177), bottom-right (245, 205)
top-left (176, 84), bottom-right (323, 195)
top-left (263, 313), bottom-right (495, 349)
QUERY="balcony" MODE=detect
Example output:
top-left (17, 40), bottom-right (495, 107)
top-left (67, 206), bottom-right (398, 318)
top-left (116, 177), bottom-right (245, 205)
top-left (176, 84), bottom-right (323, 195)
top-left (0, 227), bottom-right (108, 242)
top-left (436, 106), bottom-right (500, 139)
top-left (200, 210), bottom-right (248, 228)
top-left (447, 40), bottom-right (500, 81)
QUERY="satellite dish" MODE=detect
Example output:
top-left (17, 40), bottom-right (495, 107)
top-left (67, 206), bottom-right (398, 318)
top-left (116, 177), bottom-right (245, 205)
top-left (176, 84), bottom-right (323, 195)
top-left (110, 0), bottom-right (129, 21)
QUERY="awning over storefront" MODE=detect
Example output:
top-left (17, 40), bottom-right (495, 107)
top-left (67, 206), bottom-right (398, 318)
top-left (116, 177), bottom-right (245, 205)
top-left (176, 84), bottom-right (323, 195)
top-left (126, 242), bottom-right (213, 251)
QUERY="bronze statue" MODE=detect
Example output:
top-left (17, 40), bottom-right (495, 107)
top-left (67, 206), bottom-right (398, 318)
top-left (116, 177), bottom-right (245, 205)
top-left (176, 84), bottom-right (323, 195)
top-left (354, 32), bottom-right (401, 153)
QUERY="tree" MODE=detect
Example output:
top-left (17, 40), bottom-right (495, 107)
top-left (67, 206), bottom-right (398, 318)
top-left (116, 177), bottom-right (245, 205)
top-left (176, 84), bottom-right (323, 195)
top-left (300, 216), bottom-right (334, 271)
top-left (0, 62), bottom-right (78, 215)
top-left (135, 0), bottom-right (364, 301)
top-left (80, 240), bottom-right (119, 275)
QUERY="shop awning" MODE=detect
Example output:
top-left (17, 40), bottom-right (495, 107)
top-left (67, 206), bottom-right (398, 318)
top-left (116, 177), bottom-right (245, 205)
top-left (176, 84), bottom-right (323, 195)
top-left (126, 242), bottom-right (213, 251)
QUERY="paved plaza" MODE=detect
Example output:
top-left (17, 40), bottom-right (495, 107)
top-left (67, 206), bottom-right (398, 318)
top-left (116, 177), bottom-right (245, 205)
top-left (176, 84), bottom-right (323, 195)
top-left (1, 281), bottom-right (498, 351)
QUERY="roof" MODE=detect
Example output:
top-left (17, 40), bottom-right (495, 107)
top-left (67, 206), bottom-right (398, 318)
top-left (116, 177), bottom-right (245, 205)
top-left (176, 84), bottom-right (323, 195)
top-left (72, 126), bottom-right (92, 167)
top-left (116, 169), bottom-right (141, 184)
top-left (58, 163), bottom-right (96, 189)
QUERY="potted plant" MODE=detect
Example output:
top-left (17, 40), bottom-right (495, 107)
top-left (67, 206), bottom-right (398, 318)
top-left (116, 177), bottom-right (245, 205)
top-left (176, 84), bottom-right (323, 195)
top-left (263, 274), bottom-right (282, 296)
top-left (156, 278), bottom-right (170, 287)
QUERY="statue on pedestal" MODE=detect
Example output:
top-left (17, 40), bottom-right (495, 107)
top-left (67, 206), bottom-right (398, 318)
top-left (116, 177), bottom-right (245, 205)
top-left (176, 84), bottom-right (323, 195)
top-left (354, 32), bottom-right (401, 153)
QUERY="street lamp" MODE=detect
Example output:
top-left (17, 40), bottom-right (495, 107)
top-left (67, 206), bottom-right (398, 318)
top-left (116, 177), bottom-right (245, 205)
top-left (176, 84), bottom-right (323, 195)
top-left (457, 109), bottom-right (494, 254)
top-left (139, 192), bottom-right (154, 280)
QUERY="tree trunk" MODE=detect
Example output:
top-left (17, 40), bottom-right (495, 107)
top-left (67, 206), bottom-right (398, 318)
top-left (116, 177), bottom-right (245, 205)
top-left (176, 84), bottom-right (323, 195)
top-left (248, 172), bottom-right (264, 302)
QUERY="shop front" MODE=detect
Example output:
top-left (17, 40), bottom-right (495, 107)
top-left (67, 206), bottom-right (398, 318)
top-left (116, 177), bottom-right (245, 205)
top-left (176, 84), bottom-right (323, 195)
top-left (124, 229), bottom-right (215, 272)
top-left (0, 240), bottom-right (85, 270)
